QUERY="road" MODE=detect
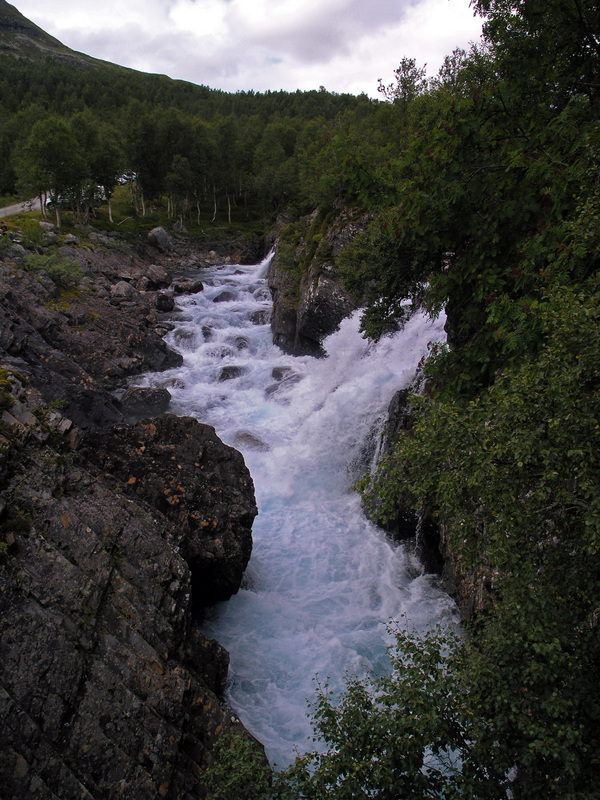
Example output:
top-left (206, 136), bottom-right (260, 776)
top-left (0, 197), bottom-right (41, 219)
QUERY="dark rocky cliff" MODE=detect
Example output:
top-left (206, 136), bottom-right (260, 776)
top-left (268, 209), bottom-right (367, 355)
top-left (0, 225), bottom-right (261, 798)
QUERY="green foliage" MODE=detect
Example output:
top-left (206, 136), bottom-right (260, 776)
top-left (0, 232), bottom-right (10, 256)
top-left (24, 252), bottom-right (83, 289)
top-left (205, 731), bottom-right (272, 800)
top-left (16, 217), bottom-right (46, 250)
top-left (276, 623), bottom-right (506, 800)
top-left (358, 282), bottom-right (600, 796)
top-left (20, 115), bottom-right (88, 226)
top-left (364, 281), bottom-right (600, 567)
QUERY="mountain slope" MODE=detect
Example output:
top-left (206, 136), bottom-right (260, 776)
top-left (0, 0), bottom-right (129, 70)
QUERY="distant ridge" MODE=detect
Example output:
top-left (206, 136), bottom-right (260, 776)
top-left (0, 0), bottom-right (128, 70)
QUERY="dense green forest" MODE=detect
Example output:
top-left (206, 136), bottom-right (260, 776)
top-left (0, 49), bottom-right (379, 226)
top-left (2, 0), bottom-right (599, 797)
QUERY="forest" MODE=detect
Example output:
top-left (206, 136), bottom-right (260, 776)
top-left (1, 0), bottom-right (599, 797)
top-left (0, 50), bottom-right (377, 227)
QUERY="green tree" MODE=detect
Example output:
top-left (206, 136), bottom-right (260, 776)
top-left (276, 624), bottom-right (504, 800)
top-left (20, 115), bottom-right (87, 226)
top-left (90, 123), bottom-right (124, 223)
top-left (166, 153), bottom-right (193, 221)
top-left (359, 282), bottom-right (600, 797)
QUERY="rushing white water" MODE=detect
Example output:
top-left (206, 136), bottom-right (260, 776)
top-left (138, 252), bottom-right (458, 766)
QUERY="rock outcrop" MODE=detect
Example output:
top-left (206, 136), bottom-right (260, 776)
top-left (370, 386), bottom-right (444, 575)
top-left (375, 387), bottom-right (491, 614)
top-left (268, 210), bottom-right (365, 355)
top-left (78, 414), bottom-right (256, 609)
top-left (0, 228), bottom-right (262, 798)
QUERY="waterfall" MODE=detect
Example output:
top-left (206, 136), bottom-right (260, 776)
top-left (138, 252), bottom-right (458, 766)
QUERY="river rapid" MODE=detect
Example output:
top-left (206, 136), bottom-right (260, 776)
top-left (139, 252), bottom-right (458, 766)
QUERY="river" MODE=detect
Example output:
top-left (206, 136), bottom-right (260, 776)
top-left (138, 252), bottom-right (458, 766)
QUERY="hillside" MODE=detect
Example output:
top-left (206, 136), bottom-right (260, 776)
top-left (0, 0), bottom-right (104, 64)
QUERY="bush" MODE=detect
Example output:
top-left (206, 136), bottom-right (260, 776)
top-left (205, 730), bottom-right (272, 800)
top-left (24, 252), bottom-right (83, 289)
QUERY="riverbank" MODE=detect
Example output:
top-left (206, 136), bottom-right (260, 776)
top-left (0, 222), bottom-right (265, 798)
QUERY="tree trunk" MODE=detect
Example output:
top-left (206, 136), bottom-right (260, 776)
top-left (211, 187), bottom-right (217, 223)
top-left (108, 197), bottom-right (113, 224)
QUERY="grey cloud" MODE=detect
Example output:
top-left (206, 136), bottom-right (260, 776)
top-left (232, 0), bottom-right (415, 66)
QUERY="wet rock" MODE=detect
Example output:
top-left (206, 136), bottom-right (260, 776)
top-left (173, 328), bottom-right (196, 348)
top-left (0, 385), bottom-right (260, 800)
top-left (233, 431), bottom-right (270, 452)
top-left (0, 239), bottom-right (265, 797)
top-left (272, 366), bottom-right (293, 381)
top-left (78, 414), bottom-right (257, 606)
top-left (155, 291), bottom-right (175, 312)
top-left (249, 308), bottom-right (270, 325)
top-left (173, 278), bottom-right (204, 295)
top-left (213, 290), bottom-right (236, 303)
top-left (218, 366), bottom-right (244, 381)
top-left (265, 367), bottom-right (302, 397)
top-left (269, 210), bottom-right (365, 355)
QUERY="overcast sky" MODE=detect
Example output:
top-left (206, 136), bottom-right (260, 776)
top-left (15, 0), bottom-right (482, 97)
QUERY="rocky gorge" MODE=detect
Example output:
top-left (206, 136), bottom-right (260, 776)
top-left (0, 223), bottom-right (263, 799)
top-left (0, 210), bottom-right (463, 798)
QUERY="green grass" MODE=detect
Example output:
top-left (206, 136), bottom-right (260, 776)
top-left (1, 184), bottom-right (275, 252)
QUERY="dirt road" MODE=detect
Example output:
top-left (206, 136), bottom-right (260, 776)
top-left (0, 197), bottom-right (41, 218)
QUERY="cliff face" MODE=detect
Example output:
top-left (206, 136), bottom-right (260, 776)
top-left (375, 388), bottom-right (493, 619)
top-left (0, 227), bottom-right (260, 798)
top-left (268, 209), bottom-right (367, 355)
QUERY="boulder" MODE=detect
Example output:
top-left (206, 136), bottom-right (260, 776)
top-left (213, 290), bottom-right (236, 303)
top-left (146, 263), bottom-right (170, 288)
top-left (269, 210), bottom-right (366, 355)
top-left (173, 278), bottom-right (204, 295)
top-left (147, 226), bottom-right (173, 254)
top-left (233, 430), bottom-right (270, 451)
top-left (218, 365), bottom-right (244, 381)
top-left (78, 414), bottom-right (257, 606)
top-left (110, 279), bottom-right (139, 301)
top-left (156, 291), bottom-right (175, 312)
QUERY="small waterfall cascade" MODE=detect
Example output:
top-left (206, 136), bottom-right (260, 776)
top-left (138, 252), bottom-right (458, 765)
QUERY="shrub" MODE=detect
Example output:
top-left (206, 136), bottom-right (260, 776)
top-left (24, 252), bottom-right (83, 289)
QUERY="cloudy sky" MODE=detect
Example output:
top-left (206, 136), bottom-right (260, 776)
top-left (15, 0), bottom-right (482, 97)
